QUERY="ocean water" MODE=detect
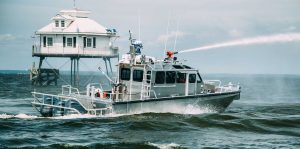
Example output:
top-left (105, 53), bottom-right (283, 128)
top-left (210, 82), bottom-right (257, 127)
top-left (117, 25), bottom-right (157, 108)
top-left (0, 73), bottom-right (300, 149)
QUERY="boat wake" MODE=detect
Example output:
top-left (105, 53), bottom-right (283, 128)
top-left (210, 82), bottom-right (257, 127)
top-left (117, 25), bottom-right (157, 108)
top-left (0, 113), bottom-right (38, 119)
top-left (0, 105), bottom-right (216, 120)
top-left (148, 142), bottom-right (181, 149)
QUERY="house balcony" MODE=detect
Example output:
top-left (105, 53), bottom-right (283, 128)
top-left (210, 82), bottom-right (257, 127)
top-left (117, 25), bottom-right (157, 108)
top-left (32, 44), bottom-right (119, 58)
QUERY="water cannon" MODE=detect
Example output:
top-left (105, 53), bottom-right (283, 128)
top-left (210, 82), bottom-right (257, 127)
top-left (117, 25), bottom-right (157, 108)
top-left (166, 51), bottom-right (178, 58)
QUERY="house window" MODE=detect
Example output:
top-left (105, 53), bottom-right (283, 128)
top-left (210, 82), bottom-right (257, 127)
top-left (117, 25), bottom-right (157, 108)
top-left (61, 20), bottom-right (65, 27)
top-left (73, 37), bottom-right (76, 48)
top-left (155, 71), bottom-right (165, 84)
top-left (166, 71), bottom-right (176, 84)
top-left (47, 37), bottom-right (53, 46)
top-left (67, 38), bottom-right (72, 47)
top-left (133, 70), bottom-right (143, 82)
top-left (120, 68), bottom-right (131, 81)
top-left (93, 37), bottom-right (96, 48)
top-left (43, 36), bottom-right (46, 47)
top-left (63, 37), bottom-right (66, 47)
top-left (87, 38), bottom-right (92, 47)
top-left (55, 20), bottom-right (59, 27)
top-left (83, 37), bottom-right (86, 48)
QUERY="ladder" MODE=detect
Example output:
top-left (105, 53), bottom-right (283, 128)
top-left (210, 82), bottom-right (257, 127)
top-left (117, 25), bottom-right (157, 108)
top-left (140, 65), bottom-right (152, 100)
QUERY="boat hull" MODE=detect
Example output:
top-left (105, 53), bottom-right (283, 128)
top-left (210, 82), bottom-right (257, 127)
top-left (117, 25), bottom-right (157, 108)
top-left (112, 91), bottom-right (240, 114)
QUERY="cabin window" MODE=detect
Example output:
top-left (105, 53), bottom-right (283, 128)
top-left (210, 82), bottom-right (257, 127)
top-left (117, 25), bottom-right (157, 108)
top-left (133, 70), bottom-right (143, 82)
top-left (183, 65), bottom-right (192, 69)
top-left (47, 37), bottom-right (53, 46)
top-left (146, 71), bottom-right (151, 83)
top-left (73, 37), bottom-right (76, 48)
top-left (176, 72), bottom-right (186, 83)
top-left (93, 37), bottom-right (96, 48)
top-left (166, 71), bottom-right (176, 84)
top-left (189, 74), bottom-right (196, 83)
top-left (197, 73), bottom-right (203, 83)
top-left (55, 20), bottom-right (59, 27)
top-left (120, 68), bottom-right (130, 81)
top-left (67, 38), bottom-right (72, 47)
top-left (43, 36), bottom-right (46, 47)
top-left (155, 71), bottom-right (165, 84)
top-left (61, 20), bottom-right (65, 27)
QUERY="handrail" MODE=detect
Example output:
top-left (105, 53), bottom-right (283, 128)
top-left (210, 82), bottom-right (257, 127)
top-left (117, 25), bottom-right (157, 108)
top-left (62, 85), bottom-right (80, 95)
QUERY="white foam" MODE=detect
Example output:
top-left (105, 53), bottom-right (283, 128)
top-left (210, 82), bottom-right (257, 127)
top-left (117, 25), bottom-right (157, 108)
top-left (148, 142), bottom-right (181, 149)
top-left (0, 113), bottom-right (14, 119)
top-left (0, 113), bottom-right (38, 119)
top-left (183, 104), bottom-right (215, 114)
top-left (179, 33), bottom-right (300, 53)
top-left (51, 114), bottom-right (99, 119)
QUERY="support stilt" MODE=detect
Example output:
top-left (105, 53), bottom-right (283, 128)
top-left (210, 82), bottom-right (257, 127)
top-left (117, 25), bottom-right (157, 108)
top-left (108, 58), bottom-right (113, 74)
top-left (71, 58), bottom-right (73, 85)
top-left (70, 57), bottom-right (80, 87)
top-left (104, 58), bottom-right (108, 75)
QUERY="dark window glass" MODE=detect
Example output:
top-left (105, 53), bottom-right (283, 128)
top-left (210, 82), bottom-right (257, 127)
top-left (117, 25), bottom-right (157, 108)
top-left (183, 65), bottom-right (192, 69)
top-left (47, 37), bottom-right (53, 46)
top-left (73, 37), bottom-right (76, 48)
top-left (176, 72), bottom-right (186, 83)
top-left (155, 71), bottom-right (165, 84)
top-left (189, 74), bottom-right (196, 83)
top-left (67, 38), bottom-right (72, 47)
top-left (83, 37), bottom-right (86, 48)
top-left (63, 36), bottom-right (66, 47)
top-left (166, 71), bottom-right (176, 84)
top-left (43, 36), bottom-right (46, 47)
top-left (173, 65), bottom-right (184, 69)
top-left (133, 70), bottom-right (143, 82)
top-left (146, 71), bottom-right (151, 83)
top-left (61, 20), bottom-right (65, 27)
top-left (55, 20), bottom-right (59, 27)
top-left (197, 73), bottom-right (203, 83)
top-left (120, 68), bottom-right (130, 80)
top-left (87, 38), bottom-right (92, 47)
top-left (93, 37), bottom-right (96, 48)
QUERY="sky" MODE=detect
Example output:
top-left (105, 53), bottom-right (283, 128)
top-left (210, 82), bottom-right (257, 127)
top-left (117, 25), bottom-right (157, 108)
top-left (0, 0), bottom-right (300, 74)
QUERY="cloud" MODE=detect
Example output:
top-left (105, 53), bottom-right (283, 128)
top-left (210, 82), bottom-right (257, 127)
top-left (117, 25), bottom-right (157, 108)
top-left (157, 31), bottom-right (189, 43)
top-left (0, 34), bottom-right (16, 41)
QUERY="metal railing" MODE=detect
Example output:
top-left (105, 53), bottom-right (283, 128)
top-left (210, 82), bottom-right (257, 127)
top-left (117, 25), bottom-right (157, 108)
top-left (31, 91), bottom-right (112, 116)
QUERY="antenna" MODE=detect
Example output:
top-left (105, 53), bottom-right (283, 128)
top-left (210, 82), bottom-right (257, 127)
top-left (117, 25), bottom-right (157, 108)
top-left (173, 16), bottom-right (181, 51)
top-left (164, 11), bottom-right (171, 58)
top-left (138, 9), bottom-right (141, 40)
top-left (73, 0), bottom-right (76, 9)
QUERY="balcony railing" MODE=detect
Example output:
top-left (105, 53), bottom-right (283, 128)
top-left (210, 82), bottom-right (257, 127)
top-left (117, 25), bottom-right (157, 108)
top-left (32, 44), bottom-right (119, 57)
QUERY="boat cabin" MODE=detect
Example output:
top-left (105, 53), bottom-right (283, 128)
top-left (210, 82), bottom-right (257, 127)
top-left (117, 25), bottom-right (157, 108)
top-left (114, 53), bottom-right (204, 101)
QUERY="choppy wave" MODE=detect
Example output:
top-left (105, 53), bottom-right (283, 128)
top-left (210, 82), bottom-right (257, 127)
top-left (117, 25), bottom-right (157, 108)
top-left (1, 74), bottom-right (300, 148)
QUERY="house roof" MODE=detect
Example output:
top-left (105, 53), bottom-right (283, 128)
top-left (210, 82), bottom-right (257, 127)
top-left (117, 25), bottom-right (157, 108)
top-left (36, 9), bottom-right (110, 35)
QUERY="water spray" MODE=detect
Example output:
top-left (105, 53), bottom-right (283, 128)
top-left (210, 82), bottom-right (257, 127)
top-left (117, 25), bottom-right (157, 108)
top-left (178, 33), bottom-right (300, 54)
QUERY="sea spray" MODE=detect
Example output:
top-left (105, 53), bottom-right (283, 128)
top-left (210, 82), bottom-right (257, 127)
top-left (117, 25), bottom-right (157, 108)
top-left (179, 33), bottom-right (300, 53)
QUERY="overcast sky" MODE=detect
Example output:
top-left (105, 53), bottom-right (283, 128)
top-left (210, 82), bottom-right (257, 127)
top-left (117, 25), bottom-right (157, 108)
top-left (0, 0), bottom-right (300, 74)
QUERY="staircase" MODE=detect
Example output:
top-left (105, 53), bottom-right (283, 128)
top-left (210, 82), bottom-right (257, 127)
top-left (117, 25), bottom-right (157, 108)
top-left (141, 65), bottom-right (152, 100)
